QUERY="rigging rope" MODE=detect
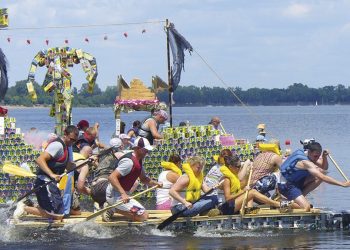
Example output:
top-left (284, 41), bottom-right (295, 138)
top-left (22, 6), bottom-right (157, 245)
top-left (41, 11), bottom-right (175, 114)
top-left (193, 48), bottom-right (277, 140)
top-left (2, 20), bottom-right (166, 31)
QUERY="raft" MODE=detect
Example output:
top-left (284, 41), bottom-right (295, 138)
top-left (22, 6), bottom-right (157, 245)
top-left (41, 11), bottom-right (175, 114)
top-left (8, 208), bottom-right (350, 231)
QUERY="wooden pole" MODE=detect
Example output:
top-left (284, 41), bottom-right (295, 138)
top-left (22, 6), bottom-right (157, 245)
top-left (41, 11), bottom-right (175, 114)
top-left (165, 19), bottom-right (173, 127)
top-left (328, 154), bottom-right (349, 181)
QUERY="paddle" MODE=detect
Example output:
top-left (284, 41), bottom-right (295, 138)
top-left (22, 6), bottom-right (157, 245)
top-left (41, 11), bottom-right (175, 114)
top-left (12, 146), bottom-right (117, 205)
top-left (2, 161), bottom-right (36, 177)
top-left (157, 180), bottom-right (224, 230)
top-left (85, 185), bottom-right (159, 221)
top-left (328, 154), bottom-right (349, 181)
top-left (239, 166), bottom-right (253, 217)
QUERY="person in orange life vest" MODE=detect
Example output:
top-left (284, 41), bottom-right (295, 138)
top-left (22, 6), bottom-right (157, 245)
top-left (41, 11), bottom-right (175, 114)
top-left (13, 126), bottom-right (81, 221)
top-left (103, 137), bottom-right (162, 222)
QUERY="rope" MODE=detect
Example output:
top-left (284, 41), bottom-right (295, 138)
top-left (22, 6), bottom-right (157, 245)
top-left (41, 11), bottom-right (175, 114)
top-left (2, 20), bottom-right (166, 31)
top-left (193, 48), bottom-right (277, 139)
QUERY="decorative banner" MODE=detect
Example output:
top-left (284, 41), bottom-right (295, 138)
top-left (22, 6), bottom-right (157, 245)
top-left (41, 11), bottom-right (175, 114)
top-left (26, 47), bottom-right (98, 135)
top-left (0, 8), bottom-right (8, 28)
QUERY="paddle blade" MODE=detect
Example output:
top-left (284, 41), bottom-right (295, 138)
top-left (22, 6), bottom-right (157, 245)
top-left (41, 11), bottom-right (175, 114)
top-left (2, 161), bottom-right (36, 177)
top-left (157, 210), bottom-right (182, 230)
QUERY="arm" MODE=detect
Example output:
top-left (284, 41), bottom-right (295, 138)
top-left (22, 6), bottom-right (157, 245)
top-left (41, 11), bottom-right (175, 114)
top-left (108, 169), bottom-right (130, 203)
top-left (35, 152), bottom-right (60, 181)
top-left (238, 159), bottom-right (252, 181)
top-left (139, 168), bottom-right (162, 187)
top-left (166, 172), bottom-right (180, 184)
top-left (304, 160), bottom-right (350, 187)
top-left (148, 119), bottom-right (163, 139)
top-left (169, 175), bottom-right (192, 208)
top-left (127, 130), bottom-right (135, 138)
top-left (76, 165), bottom-right (90, 195)
top-left (272, 154), bottom-right (283, 172)
top-left (201, 181), bottom-right (211, 193)
top-left (316, 150), bottom-right (329, 171)
top-left (222, 178), bottom-right (245, 201)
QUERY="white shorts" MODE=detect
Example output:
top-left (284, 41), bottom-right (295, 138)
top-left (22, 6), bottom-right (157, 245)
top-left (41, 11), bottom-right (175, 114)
top-left (106, 184), bottom-right (145, 216)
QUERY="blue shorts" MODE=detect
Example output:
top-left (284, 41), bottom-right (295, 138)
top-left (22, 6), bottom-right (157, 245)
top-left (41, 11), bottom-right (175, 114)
top-left (220, 200), bottom-right (236, 215)
top-left (253, 174), bottom-right (277, 198)
top-left (35, 178), bottom-right (64, 216)
top-left (278, 182), bottom-right (303, 201)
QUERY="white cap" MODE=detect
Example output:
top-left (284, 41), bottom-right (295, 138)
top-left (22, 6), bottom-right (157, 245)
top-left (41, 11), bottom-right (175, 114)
top-left (119, 133), bottom-right (131, 140)
top-left (133, 137), bottom-right (153, 151)
top-left (109, 137), bottom-right (122, 148)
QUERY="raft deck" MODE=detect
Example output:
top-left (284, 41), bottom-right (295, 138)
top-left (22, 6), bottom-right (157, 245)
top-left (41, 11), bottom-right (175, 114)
top-left (9, 208), bottom-right (350, 230)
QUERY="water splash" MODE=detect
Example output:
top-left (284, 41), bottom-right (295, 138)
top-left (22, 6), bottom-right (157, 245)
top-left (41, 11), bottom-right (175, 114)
top-left (193, 227), bottom-right (280, 238)
top-left (63, 221), bottom-right (120, 239)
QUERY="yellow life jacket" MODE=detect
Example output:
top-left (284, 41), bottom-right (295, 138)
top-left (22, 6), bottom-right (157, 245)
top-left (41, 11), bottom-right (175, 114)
top-left (58, 152), bottom-right (86, 190)
top-left (258, 143), bottom-right (281, 156)
top-left (182, 163), bottom-right (203, 202)
top-left (161, 161), bottom-right (182, 176)
top-left (73, 152), bottom-right (86, 161)
top-left (219, 165), bottom-right (241, 195)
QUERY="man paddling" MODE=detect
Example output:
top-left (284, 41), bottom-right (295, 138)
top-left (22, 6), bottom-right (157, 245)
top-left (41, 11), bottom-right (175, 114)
top-left (102, 137), bottom-right (162, 222)
top-left (13, 126), bottom-right (86, 221)
top-left (278, 141), bottom-right (350, 211)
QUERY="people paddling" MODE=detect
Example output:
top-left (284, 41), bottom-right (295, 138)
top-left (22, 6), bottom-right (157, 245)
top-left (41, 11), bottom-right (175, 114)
top-left (12, 126), bottom-right (93, 221)
top-left (218, 155), bottom-right (293, 215)
top-left (169, 156), bottom-right (218, 217)
top-left (103, 137), bottom-right (162, 222)
top-left (156, 154), bottom-right (182, 210)
top-left (250, 139), bottom-right (282, 199)
top-left (278, 141), bottom-right (350, 211)
top-left (90, 138), bottom-right (124, 211)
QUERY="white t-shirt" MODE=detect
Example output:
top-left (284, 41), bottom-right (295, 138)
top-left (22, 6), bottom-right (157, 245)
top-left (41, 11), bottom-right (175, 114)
top-left (156, 170), bottom-right (173, 205)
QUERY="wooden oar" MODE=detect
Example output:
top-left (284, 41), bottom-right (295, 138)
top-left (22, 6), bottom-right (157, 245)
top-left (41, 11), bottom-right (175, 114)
top-left (239, 167), bottom-right (253, 217)
top-left (328, 154), bottom-right (349, 181)
top-left (85, 185), bottom-right (159, 221)
top-left (157, 180), bottom-right (224, 230)
top-left (2, 161), bottom-right (36, 177)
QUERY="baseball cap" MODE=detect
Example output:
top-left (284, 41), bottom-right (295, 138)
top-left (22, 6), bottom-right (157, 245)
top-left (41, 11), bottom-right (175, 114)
top-left (119, 133), bottom-right (131, 140)
top-left (109, 137), bottom-right (122, 148)
top-left (133, 137), bottom-right (154, 151)
top-left (154, 110), bottom-right (168, 120)
top-left (77, 120), bottom-right (89, 130)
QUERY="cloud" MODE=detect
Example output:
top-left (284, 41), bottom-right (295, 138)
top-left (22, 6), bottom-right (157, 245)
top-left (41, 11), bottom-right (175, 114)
top-left (283, 3), bottom-right (311, 18)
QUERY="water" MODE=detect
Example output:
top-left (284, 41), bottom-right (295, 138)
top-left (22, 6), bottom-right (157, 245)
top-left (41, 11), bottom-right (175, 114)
top-left (2, 105), bottom-right (350, 249)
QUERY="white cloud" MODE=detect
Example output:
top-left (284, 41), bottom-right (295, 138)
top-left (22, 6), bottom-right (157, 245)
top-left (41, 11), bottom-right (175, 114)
top-left (283, 3), bottom-right (311, 18)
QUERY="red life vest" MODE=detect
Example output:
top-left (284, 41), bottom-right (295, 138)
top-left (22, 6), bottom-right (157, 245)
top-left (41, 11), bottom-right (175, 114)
top-left (37, 137), bottom-right (69, 176)
top-left (118, 153), bottom-right (142, 192)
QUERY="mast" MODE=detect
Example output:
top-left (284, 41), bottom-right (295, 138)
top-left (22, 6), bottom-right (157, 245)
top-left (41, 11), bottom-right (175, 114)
top-left (165, 19), bottom-right (173, 127)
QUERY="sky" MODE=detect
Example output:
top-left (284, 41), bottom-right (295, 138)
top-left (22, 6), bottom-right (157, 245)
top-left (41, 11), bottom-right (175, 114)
top-left (1, 0), bottom-right (350, 92)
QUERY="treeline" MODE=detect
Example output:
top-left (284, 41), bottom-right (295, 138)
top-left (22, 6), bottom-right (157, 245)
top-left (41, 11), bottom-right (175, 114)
top-left (2, 80), bottom-right (350, 106)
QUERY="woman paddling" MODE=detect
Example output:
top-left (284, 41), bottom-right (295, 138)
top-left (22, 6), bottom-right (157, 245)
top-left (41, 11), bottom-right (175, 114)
top-left (169, 156), bottom-right (217, 217)
top-left (156, 154), bottom-right (182, 210)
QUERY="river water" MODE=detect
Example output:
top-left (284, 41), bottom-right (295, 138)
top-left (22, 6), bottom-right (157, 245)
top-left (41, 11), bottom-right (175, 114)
top-left (1, 105), bottom-right (350, 249)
